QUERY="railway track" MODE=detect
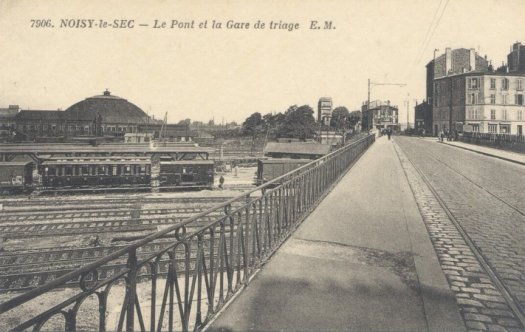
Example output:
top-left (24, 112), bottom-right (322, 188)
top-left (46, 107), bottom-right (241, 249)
top-left (0, 196), bottom-right (235, 212)
top-left (394, 140), bottom-right (525, 325)
top-left (0, 195), bottom-right (262, 291)
top-left (0, 207), bottom-right (220, 224)
top-left (0, 213), bottom-right (226, 238)
top-left (0, 231), bottom-right (252, 292)
top-left (0, 255), bottom-right (205, 292)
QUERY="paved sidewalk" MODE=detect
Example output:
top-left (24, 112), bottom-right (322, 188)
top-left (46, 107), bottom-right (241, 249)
top-left (207, 137), bottom-right (465, 332)
top-left (440, 140), bottom-right (525, 166)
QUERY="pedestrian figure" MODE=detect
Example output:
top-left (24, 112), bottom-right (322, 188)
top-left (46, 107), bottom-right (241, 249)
top-left (219, 175), bottom-right (225, 189)
top-left (387, 128), bottom-right (392, 140)
top-left (439, 130), bottom-right (444, 142)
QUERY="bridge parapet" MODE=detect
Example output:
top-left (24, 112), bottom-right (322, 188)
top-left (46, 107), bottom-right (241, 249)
top-left (0, 135), bottom-right (375, 332)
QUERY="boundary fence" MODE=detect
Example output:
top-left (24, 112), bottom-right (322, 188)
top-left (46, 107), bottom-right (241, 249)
top-left (460, 132), bottom-right (525, 153)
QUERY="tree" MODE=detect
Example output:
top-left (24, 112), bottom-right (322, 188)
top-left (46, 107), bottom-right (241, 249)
top-left (348, 111), bottom-right (361, 127)
top-left (177, 118), bottom-right (191, 126)
top-left (330, 106), bottom-right (350, 130)
top-left (242, 112), bottom-right (263, 137)
top-left (277, 105), bottom-right (316, 140)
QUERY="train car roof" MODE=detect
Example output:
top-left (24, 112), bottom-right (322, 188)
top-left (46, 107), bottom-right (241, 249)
top-left (258, 158), bottom-right (312, 164)
top-left (41, 160), bottom-right (151, 165)
top-left (0, 161), bottom-right (33, 166)
top-left (263, 142), bottom-right (330, 156)
top-left (45, 156), bottom-right (150, 160)
top-left (160, 159), bottom-right (214, 164)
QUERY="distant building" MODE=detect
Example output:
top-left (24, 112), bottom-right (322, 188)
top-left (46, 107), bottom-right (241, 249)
top-left (0, 105), bottom-right (20, 140)
top-left (432, 72), bottom-right (525, 135)
top-left (317, 97), bottom-right (332, 126)
top-left (508, 42), bottom-right (525, 73)
top-left (317, 131), bottom-right (343, 146)
top-left (124, 132), bottom-right (154, 143)
top-left (414, 100), bottom-right (432, 134)
top-left (361, 100), bottom-right (399, 131)
top-left (153, 124), bottom-right (196, 142)
top-left (11, 90), bottom-right (156, 141)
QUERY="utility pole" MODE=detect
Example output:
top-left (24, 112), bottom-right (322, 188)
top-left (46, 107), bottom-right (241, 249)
top-left (406, 93), bottom-right (410, 130)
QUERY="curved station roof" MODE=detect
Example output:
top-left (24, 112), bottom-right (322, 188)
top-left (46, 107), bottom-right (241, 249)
top-left (64, 90), bottom-right (150, 124)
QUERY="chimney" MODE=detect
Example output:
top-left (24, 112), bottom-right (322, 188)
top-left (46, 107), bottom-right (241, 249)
top-left (445, 48), bottom-right (452, 75)
top-left (469, 48), bottom-right (476, 71)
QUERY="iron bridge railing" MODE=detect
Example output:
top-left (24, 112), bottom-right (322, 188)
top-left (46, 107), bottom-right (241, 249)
top-left (0, 134), bottom-right (375, 332)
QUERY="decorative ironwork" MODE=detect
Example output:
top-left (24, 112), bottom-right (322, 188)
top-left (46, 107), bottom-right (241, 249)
top-left (0, 134), bottom-right (374, 332)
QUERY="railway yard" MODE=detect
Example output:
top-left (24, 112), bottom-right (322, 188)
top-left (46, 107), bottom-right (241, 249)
top-left (0, 166), bottom-right (257, 295)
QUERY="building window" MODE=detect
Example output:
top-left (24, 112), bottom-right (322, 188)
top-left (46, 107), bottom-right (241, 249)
top-left (490, 109), bottom-right (496, 120)
top-left (518, 110), bottom-right (523, 121)
top-left (470, 124), bottom-right (480, 132)
top-left (468, 77), bottom-right (479, 89)
top-left (502, 78), bottom-right (509, 90)
top-left (502, 94), bottom-right (507, 105)
top-left (490, 78), bottom-right (496, 90)
top-left (516, 94), bottom-right (523, 105)
top-left (502, 109), bottom-right (508, 120)
top-left (500, 124), bottom-right (510, 134)
top-left (490, 94), bottom-right (496, 104)
top-left (518, 79), bottom-right (523, 91)
top-left (469, 93), bottom-right (477, 104)
top-left (488, 124), bottom-right (497, 133)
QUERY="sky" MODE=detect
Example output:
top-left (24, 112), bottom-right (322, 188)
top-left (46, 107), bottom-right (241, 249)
top-left (0, 0), bottom-right (524, 125)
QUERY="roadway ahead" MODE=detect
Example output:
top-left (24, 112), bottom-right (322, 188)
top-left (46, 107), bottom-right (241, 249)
top-left (395, 136), bottom-right (525, 328)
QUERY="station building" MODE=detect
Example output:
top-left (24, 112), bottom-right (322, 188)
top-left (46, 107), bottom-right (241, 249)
top-left (1, 90), bottom-right (197, 142)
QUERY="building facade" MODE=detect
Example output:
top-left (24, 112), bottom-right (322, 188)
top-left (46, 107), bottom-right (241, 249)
top-left (414, 100), bottom-right (432, 134)
top-left (361, 100), bottom-right (399, 131)
top-left (426, 48), bottom-right (489, 135)
top-left (433, 72), bottom-right (525, 135)
top-left (317, 97), bottom-right (332, 126)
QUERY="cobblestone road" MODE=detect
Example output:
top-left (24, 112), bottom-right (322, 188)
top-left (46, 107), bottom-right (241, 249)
top-left (395, 137), bottom-right (525, 331)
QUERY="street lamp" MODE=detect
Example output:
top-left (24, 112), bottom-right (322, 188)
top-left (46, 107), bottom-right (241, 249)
top-left (367, 79), bottom-right (407, 130)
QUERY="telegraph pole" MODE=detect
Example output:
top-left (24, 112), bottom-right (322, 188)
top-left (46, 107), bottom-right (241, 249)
top-left (406, 93), bottom-right (410, 130)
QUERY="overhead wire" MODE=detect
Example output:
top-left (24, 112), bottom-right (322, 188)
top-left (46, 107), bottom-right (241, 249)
top-left (416, 0), bottom-right (450, 64)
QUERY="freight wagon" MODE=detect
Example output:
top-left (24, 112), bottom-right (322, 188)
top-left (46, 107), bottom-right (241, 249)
top-left (0, 161), bottom-right (33, 194)
top-left (159, 160), bottom-right (214, 189)
top-left (255, 158), bottom-right (311, 186)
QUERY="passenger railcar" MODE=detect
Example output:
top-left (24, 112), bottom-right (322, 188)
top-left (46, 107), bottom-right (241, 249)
top-left (256, 158), bottom-right (311, 186)
top-left (0, 161), bottom-right (34, 194)
top-left (39, 156), bottom-right (151, 191)
top-left (159, 160), bottom-right (214, 189)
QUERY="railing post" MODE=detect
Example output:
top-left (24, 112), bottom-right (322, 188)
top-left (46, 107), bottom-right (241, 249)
top-left (125, 249), bottom-right (138, 332)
